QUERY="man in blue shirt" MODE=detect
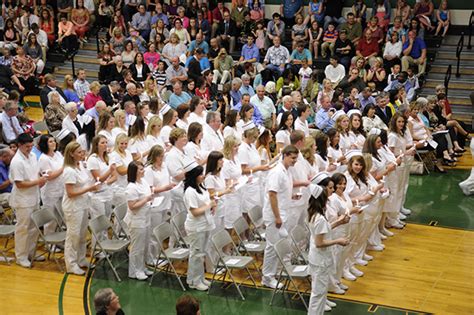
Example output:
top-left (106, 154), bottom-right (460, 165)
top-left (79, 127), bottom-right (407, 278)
top-left (316, 95), bottom-right (335, 132)
top-left (150, 3), bottom-right (168, 27)
top-left (188, 33), bottom-right (209, 55)
top-left (0, 145), bottom-right (13, 205)
top-left (236, 35), bottom-right (263, 74)
top-left (357, 87), bottom-right (376, 110)
top-left (169, 82), bottom-right (191, 109)
top-left (233, 94), bottom-right (263, 126)
top-left (280, 0), bottom-right (303, 27)
top-left (290, 41), bottom-right (313, 72)
top-left (401, 30), bottom-right (427, 75)
top-left (239, 74), bottom-right (255, 97)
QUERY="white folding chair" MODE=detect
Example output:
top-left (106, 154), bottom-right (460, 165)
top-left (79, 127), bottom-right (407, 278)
top-left (290, 225), bottom-right (310, 264)
top-left (270, 238), bottom-right (310, 310)
top-left (232, 216), bottom-right (266, 261)
top-left (0, 206), bottom-right (15, 264)
top-left (209, 229), bottom-right (258, 300)
top-left (170, 211), bottom-right (191, 248)
top-left (112, 203), bottom-right (129, 240)
top-left (149, 222), bottom-right (189, 291)
top-left (88, 215), bottom-right (130, 282)
top-left (31, 207), bottom-right (66, 271)
top-left (247, 205), bottom-right (266, 241)
top-left (32, 121), bottom-right (50, 134)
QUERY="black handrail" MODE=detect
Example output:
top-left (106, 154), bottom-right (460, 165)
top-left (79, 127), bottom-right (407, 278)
top-left (455, 33), bottom-right (464, 78)
top-left (468, 11), bottom-right (474, 50)
top-left (444, 64), bottom-right (452, 97)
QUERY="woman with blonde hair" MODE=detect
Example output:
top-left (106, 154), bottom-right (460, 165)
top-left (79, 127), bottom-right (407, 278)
top-left (97, 112), bottom-right (116, 150)
top-left (212, 48), bottom-right (234, 86)
top-left (62, 74), bottom-right (81, 103)
top-left (161, 33), bottom-right (187, 66)
top-left (109, 133), bottom-right (133, 207)
top-left (143, 79), bottom-right (159, 101)
top-left (145, 115), bottom-right (165, 148)
top-left (335, 114), bottom-right (353, 154)
top-left (129, 116), bottom-right (151, 162)
top-left (301, 136), bottom-right (319, 176)
top-left (63, 141), bottom-right (99, 275)
top-left (317, 78), bottom-right (335, 109)
top-left (44, 91), bottom-right (68, 132)
top-left (112, 110), bottom-right (128, 139)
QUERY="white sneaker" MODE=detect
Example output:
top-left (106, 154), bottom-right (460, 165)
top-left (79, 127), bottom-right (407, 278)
top-left (133, 271), bottom-right (148, 280)
top-left (367, 245), bottom-right (384, 251)
top-left (363, 254), bottom-right (373, 261)
top-left (262, 278), bottom-right (284, 289)
top-left (401, 207), bottom-right (412, 215)
top-left (343, 270), bottom-right (356, 281)
top-left (69, 266), bottom-right (85, 275)
top-left (399, 213), bottom-right (407, 220)
top-left (350, 266), bottom-right (364, 277)
top-left (144, 269), bottom-right (154, 276)
top-left (324, 304), bottom-right (332, 311)
top-left (189, 282), bottom-right (209, 291)
top-left (338, 282), bottom-right (349, 290)
top-left (16, 259), bottom-right (31, 268)
top-left (326, 300), bottom-right (337, 307)
top-left (33, 256), bottom-right (46, 262)
top-left (356, 259), bottom-right (368, 266)
top-left (381, 228), bottom-right (394, 237)
top-left (329, 287), bottom-right (345, 295)
top-left (380, 234), bottom-right (387, 240)
top-left (388, 222), bottom-right (404, 229)
top-left (202, 278), bottom-right (211, 286)
top-left (79, 261), bottom-right (92, 268)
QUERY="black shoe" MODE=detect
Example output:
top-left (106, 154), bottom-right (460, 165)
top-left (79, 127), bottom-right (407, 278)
top-left (443, 158), bottom-right (455, 164)
top-left (454, 148), bottom-right (466, 153)
top-left (434, 165), bottom-right (447, 173)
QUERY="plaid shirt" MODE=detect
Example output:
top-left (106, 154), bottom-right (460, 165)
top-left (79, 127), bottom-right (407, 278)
top-left (74, 79), bottom-right (90, 100)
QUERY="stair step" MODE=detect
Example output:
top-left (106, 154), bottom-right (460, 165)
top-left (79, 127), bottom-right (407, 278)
top-left (60, 61), bottom-right (100, 70)
top-left (430, 66), bottom-right (474, 74)
top-left (422, 87), bottom-right (473, 97)
top-left (427, 72), bottom-right (474, 80)
top-left (54, 68), bottom-right (99, 79)
top-left (428, 59), bottom-right (474, 66)
top-left (437, 53), bottom-right (474, 61)
top-left (446, 97), bottom-right (472, 106)
top-left (424, 81), bottom-right (474, 90)
top-left (75, 49), bottom-right (99, 57)
top-left (71, 56), bottom-right (100, 64)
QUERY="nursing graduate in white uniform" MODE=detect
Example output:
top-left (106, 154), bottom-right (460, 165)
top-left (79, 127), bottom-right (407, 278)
top-left (109, 133), bottom-right (133, 207)
top-left (294, 104), bottom-right (311, 137)
top-left (144, 145), bottom-right (176, 264)
top-left (261, 145), bottom-right (298, 289)
top-left (37, 135), bottom-right (64, 236)
top-left (165, 127), bottom-right (192, 219)
top-left (9, 133), bottom-right (46, 268)
top-left (400, 108), bottom-right (416, 218)
top-left (183, 160), bottom-right (216, 291)
top-left (145, 116), bottom-right (166, 148)
top-left (327, 128), bottom-right (347, 174)
top-left (184, 122), bottom-right (206, 165)
top-left (223, 110), bottom-right (242, 141)
top-left (125, 161), bottom-right (154, 280)
top-left (342, 150), bottom-right (378, 281)
top-left (221, 135), bottom-right (244, 230)
top-left (160, 105), bottom-right (178, 145)
top-left (62, 141), bottom-right (98, 275)
top-left (275, 111), bottom-right (294, 153)
top-left (188, 97), bottom-right (208, 126)
top-left (307, 184), bottom-right (349, 315)
top-left (111, 110), bottom-right (128, 142)
top-left (97, 112), bottom-right (116, 151)
top-left (256, 127), bottom-right (280, 203)
top-left (239, 122), bottom-right (269, 214)
top-left (314, 131), bottom-right (337, 174)
top-left (335, 114), bottom-right (353, 154)
top-left (287, 130), bottom-right (312, 232)
top-left (347, 111), bottom-right (366, 150)
top-left (128, 116), bottom-right (151, 163)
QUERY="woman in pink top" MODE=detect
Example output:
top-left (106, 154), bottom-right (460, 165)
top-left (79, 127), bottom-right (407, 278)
top-left (71, 0), bottom-right (90, 44)
top-left (58, 13), bottom-right (79, 58)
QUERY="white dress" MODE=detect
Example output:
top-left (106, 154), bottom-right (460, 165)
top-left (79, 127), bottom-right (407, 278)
top-left (328, 146), bottom-right (346, 173)
top-left (223, 125), bottom-right (242, 141)
top-left (129, 137), bottom-right (150, 163)
top-left (238, 142), bottom-right (262, 212)
top-left (275, 129), bottom-right (291, 147)
top-left (87, 154), bottom-right (113, 219)
top-left (221, 157), bottom-right (243, 229)
top-left (38, 152), bottom-right (64, 208)
top-left (109, 150), bottom-right (133, 206)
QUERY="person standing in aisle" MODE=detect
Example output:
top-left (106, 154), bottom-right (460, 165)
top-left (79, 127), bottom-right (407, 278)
top-left (261, 145), bottom-right (299, 289)
top-left (10, 133), bottom-right (48, 268)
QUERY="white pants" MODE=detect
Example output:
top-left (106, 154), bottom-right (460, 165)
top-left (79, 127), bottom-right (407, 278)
top-left (224, 192), bottom-right (242, 229)
top-left (212, 70), bottom-right (231, 85)
top-left (308, 264), bottom-right (329, 315)
top-left (262, 221), bottom-right (289, 282)
top-left (147, 210), bottom-right (168, 264)
top-left (35, 59), bottom-right (45, 74)
top-left (90, 198), bottom-right (112, 248)
top-left (64, 207), bottom-right (88, 271)
top-left (14, 205), bottom-right (40, 263)
top-left (459, 168), bottom-right (474, 195)
top-left (343, 218), bottom-right (362, 270)
top-left (128, 225), bottom-right (150, 277)
top-left (186, 230), bottom-right (210, 286)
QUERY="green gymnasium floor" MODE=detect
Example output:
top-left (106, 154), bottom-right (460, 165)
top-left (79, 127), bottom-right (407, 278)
top-left (83, 170), bottom-right (472, 315)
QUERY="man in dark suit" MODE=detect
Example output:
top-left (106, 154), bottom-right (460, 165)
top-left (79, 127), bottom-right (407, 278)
top-left (374, 91), bottom-right (393, 126)
top-left (99, 81), bottom-right (121, 108)
top-left (187, 48), bottom-right (204, 83)
top-left (121, 82), bottom-right (140, 107)
top-left (40, 74), bottom-right (67, 110)
top-left (216, 11), bottom-right (237, 53)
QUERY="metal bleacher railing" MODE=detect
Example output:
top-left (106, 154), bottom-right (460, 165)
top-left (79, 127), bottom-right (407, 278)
top-left (444, 64), bottom-right (452, 97)
top-left (455, 33), bottom-right (464, 78)
top-left (467, 11), bottom-right (474, 50)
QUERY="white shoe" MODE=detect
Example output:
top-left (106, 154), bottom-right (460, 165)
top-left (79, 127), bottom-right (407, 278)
top-left (202, 278), bottom-right (211, 286)
top-left (367, 245), bottom-right (384, 251)
top-left (356, 259), bottom-right (368, 266)
top-left (326, 300), bottom-right (337, 307)
top-left (324, 304), bottom-right (332, 311)
top-left (33, 256), bottom-right (46, 262)
top-left (329, 287), bottom-right (345, 295)
top-left (68, 266), bottom-right (85, 275)
top-left (79, 261), bottom-right (92, 268)
top-left (95, 252), bottom-right (108, 259)
top-left (262, 278), bottom-right (284, 289)
top-left (338, 282), bottom-right (349, 290)
top-left (343, 270), bottom-right (356, 281)
top-left (350, 266), bottom-right (364, 277)
top-left (380, 234), bottom-right (387, 240)
top-left (388, 222), bottom-right (404, 229)
top-left (189, 282), bottom-right (209, 291)
top-left (399, 213), bottom-right (407, 220)
top-left (131, 271), bottom-right (148, 280)
top-left (144, 269), bottom-right (154, 276)
top-left (16, 259), bottom-right (31, 268)
top-left (381, 228), bottom-right (394, 237)
top-left (363, 254), bottom-right (373, 261)
top-left (401, 207), bottom-right (412, 215)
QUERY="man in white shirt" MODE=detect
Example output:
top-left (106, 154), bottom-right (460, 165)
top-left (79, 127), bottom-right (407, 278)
top-left (324, 56), bottom-right (346, 88)
top-left (9, 133), bottom-right (47, 268)
top-left (201, 111), bottom-right (224, 157)
top-left (264, 36), bottom-right (290, 76)
top-left (262, 144), bottom-right (299, 289)
top-left (250, 85), bottom-right (275, 130)
top-left (294, 104), bottom-right (311, 136)
top-left (0, 101), bottom-right (24, 144)
top-left (276, 95), bottom-right (296, 125)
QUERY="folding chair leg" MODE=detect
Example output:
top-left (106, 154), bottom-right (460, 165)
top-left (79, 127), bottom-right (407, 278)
top-left (148, 259), bottom-right (160, 286)
top-left (226, 269), bottom-right (245, 300)
top-left (245, 266), bottom-right (258, 288)
top-left (168, 261), bottom-right (186, 291)
top-left (207, 264), bottom-right (220, 295)
top-left (104, 253), bottom-right (122, 282)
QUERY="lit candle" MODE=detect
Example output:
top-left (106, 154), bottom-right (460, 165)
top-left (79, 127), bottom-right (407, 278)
top-left (250, 169), bottom-right (253, 177)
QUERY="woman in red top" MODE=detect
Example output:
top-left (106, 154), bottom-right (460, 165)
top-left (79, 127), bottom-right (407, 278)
top-left (40, 9), bottom-right (55, 46)
top-left (83, 81), bottom-right (103, 110)
top-left (194, 76), bottom-right (211, 108)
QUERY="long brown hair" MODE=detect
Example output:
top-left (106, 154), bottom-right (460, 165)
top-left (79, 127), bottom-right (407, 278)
top-left (347, 155), bottom-right (368, 186)
top-left (90, 135), bottom-right (109, 164)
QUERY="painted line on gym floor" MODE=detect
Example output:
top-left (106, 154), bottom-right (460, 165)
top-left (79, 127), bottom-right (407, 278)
top-left (368, 304), bottom-right (378, 312)
top-left (58, 273), bottom-right (69, 315)
top-left (82, 268), bottom-right (95, 315)
top-left (407, 221), bottom-right (474, 232)
top-left (429, 221), bottom-right (439, 226)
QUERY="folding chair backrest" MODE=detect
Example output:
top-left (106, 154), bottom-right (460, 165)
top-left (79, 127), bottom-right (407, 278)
top-left (154, 222), bottom-right (172, 244)
top-left (171, 211), bottom-right (186, 234)
top-left (89, 215), bottom-right (111, 236)
top-left (33, 121), bottom-right (49, 133)
top-left (233, 216), bottom-right (249, 236)
top-left (248, 205), bottom-right (263, 226)
top-left (31, 208), bottom-right (57, 230)
top-left (0, 205), bottom-right (13, 224)
top-left (211, 229), bottom-right (233, 254)
top-left (114, 203), bottom-right (127, 221)
top-left (291, 225), bottom-right (309, 245)
top-left (274, 238), bottom-right (292, 264)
